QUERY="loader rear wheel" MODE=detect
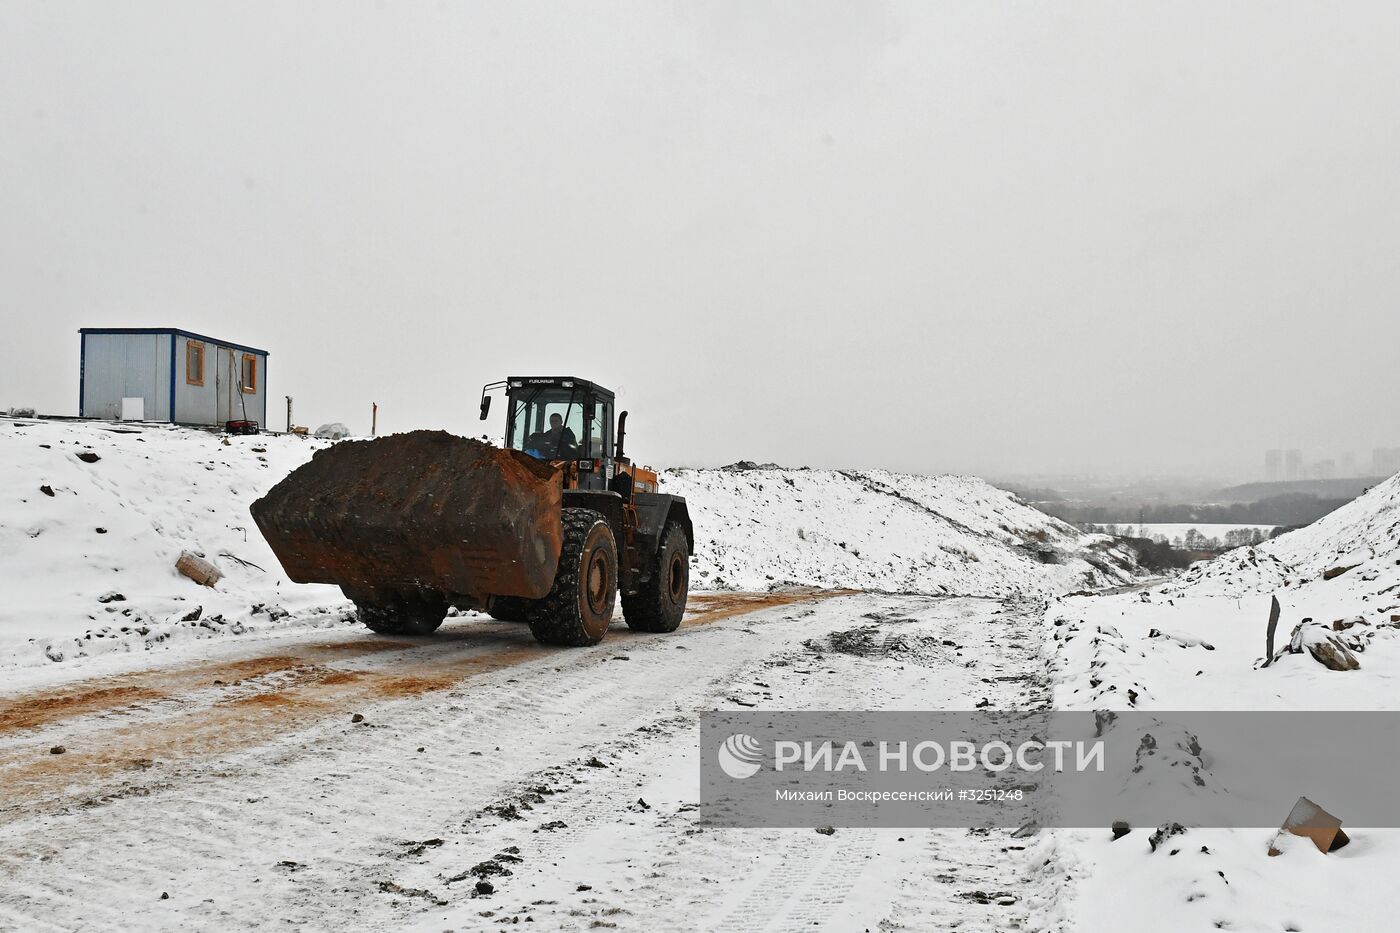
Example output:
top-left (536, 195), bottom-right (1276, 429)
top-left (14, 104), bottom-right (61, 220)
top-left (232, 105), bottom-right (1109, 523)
top-left (622, 521), bottom-right (689, 633)
top-left (346, 587), bottom-right (448, 636)
top-left (528, 508), bottom-right (617, 647)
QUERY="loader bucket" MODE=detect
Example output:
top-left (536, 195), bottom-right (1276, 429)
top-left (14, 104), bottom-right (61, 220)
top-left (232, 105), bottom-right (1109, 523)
top-left (251, 431), bottom-right (563, 602)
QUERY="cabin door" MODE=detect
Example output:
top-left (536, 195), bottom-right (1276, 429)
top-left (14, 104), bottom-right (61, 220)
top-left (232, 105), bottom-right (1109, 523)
top-left (216, 347), bottom-right (234, 424)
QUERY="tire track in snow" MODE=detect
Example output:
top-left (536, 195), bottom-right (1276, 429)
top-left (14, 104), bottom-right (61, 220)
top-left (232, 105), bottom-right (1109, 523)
top-left (397, 597), bottom-right (1047, 932)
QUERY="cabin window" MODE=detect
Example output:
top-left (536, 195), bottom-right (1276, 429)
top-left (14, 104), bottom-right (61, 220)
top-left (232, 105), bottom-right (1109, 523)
top-left (241, 353), bottom-right (258, 393)
top-left (506, 387), bottom-right (584, 459)
top-left (186, 341), bottom-right (205, 386)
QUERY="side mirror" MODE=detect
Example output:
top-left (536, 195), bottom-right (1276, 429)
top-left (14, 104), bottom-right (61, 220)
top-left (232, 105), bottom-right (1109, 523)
top-left (479, 395), bottom-right (491, 420)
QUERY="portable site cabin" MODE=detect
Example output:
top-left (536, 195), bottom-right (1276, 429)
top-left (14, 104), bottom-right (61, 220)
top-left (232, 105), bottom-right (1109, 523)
top-left (78, 328), bottom-right (269, 428)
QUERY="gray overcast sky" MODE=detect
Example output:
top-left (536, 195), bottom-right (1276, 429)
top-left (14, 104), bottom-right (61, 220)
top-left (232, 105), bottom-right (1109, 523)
top-left (3, 1), bottom-right (1398, 478)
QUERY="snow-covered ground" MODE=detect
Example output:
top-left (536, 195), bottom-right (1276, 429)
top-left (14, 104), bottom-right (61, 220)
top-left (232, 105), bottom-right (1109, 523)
top-left (1038, 471), bottom-right (1400, 932)
top-left (6, 415), bottom-right (1395, 931)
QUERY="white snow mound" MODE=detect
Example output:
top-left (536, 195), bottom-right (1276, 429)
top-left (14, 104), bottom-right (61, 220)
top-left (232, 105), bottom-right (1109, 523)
top-left (663, 466), bottom-right (1137, 597)
top-left (1168, 470), bottom-right (1400, 605)
top-left (0, 418), bottom-right (347, 666)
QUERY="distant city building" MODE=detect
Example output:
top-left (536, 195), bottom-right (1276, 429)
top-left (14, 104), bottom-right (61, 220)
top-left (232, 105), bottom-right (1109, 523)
top-left (1340, 451), bottom-right (1357, 477)
top-left (1264, 449), bottom-right (1283, 482)
top-left (1285, 449), bottom-right (1304, 481)
top-left (1374, 448), bottom-right (1400, 478)
top-left (1313, 459), bottom-right (1336, 480)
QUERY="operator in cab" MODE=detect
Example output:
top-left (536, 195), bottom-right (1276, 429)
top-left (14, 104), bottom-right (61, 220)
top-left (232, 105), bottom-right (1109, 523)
top-left (526, 413), bottom-right (578, 459)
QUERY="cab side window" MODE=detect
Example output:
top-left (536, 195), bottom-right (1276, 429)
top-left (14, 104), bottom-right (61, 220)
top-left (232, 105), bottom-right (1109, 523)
top-left (589, 400), bottom-right (611, 461)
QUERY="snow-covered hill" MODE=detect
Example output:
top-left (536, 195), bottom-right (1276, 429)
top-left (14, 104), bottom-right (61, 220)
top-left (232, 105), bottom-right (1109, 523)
top-left (0, 418), bottom-right (348, 666)
top-left (664, 466), bottom-right (1137, 597)
top-left (1035, 470), bottom-right (1400, 933)
top-left (1165, 471), bottom-right (1400, 625)
top-left (0, 419), bottom-right (1139, 669)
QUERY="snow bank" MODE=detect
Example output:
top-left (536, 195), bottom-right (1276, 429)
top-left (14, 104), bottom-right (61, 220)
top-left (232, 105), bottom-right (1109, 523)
top-left (1035, 470), bottom-right (1400, 931)
top-left (0, 417), bottom-right (348, 667)
top-left (663, 466), bottom-right (1138, 598)
top-left (1169, 471), bottom-right (1400, 601)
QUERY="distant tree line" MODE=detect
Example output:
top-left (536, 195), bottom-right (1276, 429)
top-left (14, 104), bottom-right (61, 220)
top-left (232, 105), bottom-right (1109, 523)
top-left (1040, 493), bottom-right (1349, 528)
top-left (1092, 525), bottom-right (1275, 550)
top-left (1115, 537), bottom-right (1203, 573)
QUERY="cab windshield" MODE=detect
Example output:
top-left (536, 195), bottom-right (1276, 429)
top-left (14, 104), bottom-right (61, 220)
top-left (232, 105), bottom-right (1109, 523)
top-left (507, 388), bottom-right (584, 460)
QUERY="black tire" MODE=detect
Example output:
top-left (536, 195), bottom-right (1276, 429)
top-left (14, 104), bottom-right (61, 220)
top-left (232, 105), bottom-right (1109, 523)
top-left (622, 521), bottom-right (689, 633)
top-left (528, 508), bottom-right (618, 647)
top-left (346, 586), bottom-right (448, 636)
top-left (487, 596), bottom-right (534, 622)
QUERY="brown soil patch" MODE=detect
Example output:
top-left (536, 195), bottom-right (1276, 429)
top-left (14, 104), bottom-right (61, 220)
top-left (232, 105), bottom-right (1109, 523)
top-left (298, 639), bottom-right (408, 655)
top-left (0, 645), bottom-right (547, 819)
top-left (0, 643), bottom-right (408, 737)
top-left (318, 670), bottom-right (369, 687)
top-left (371, 675), bottom-right (459, 697)
top-left (228, 691), bottom-right (299, 710)
top-left (0, 685), bottom-right (163, 734)
top-left (213, 655), bottom-right (305, 680)
top-left (683, 588), bottom-right (858, 627)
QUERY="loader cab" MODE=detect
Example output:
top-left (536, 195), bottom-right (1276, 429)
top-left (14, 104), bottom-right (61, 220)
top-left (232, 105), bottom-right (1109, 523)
top-left (496, 376), bottom-right (615, 491)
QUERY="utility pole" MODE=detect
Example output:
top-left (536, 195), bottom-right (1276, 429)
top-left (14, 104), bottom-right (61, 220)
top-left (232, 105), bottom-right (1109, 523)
top-left (285, 396), bottom-right (293, 433)
top-left (371, 402), bottom-right (378, 437)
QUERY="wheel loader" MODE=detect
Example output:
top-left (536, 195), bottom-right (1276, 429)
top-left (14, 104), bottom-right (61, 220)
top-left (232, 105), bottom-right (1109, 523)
top-left (250, 376), bottom-right (692, 646)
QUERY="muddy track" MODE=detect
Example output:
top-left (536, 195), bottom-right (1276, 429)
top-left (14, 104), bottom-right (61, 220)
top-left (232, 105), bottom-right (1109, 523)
top-left (0, 590), bottom-right (851, 820)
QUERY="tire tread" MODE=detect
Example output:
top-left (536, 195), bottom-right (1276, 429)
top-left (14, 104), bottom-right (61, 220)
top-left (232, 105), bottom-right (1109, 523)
top-left (528, 508), bottom-right (616, 646)
top-left (622, 521), bottom-right (689, 633)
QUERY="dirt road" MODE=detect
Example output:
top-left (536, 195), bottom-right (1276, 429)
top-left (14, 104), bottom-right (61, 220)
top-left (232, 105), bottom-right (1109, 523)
top-left (0, 592), bottom-right (1052, 931)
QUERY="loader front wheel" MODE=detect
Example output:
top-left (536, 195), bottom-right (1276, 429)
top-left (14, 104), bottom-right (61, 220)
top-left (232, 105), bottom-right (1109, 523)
top-left (347, 587), bottom-right (448, 636)
top-left (622, 521), bottom-right (689, 633)
top-left (528, 508), bottom-right (617, 647)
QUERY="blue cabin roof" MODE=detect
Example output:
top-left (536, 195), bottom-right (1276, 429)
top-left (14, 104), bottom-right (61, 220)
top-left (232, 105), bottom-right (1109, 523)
top-left (79, 327), bottom-right (270, 357)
